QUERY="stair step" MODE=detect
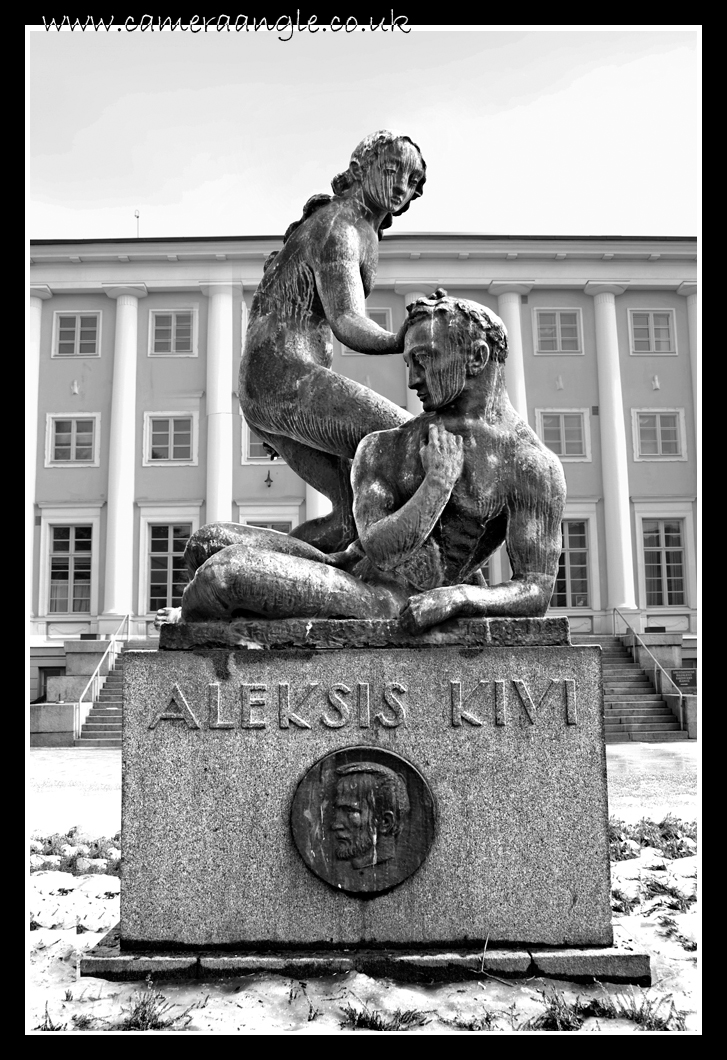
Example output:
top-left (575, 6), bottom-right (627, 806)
top-left (605, 708), bottom-right (674, 718)
top-left (606, 732), bottom-right (689, 743)
top-left (74, 738), bottom-right (122, 747)
top-left (605, 721), bottom-right (680, 731)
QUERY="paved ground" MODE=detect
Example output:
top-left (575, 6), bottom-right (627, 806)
top-left (27, 743), bottom-right (698, 836)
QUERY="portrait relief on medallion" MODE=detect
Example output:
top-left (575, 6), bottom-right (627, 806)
top-left (290, 747), bottom-right (436, 895)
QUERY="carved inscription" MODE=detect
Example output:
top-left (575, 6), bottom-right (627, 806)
top-left (147, 677), bottom-right (579, 731)
top-left (450, 679), bottom-right (578, 728)
top-left (148, 683), bottom-right (200, 730)
top-left (290, 746), bottom-right (436, 896)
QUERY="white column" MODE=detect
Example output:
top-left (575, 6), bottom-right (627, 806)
top-left (585, 282), bottom-right (637, 613)
top-left (201, 283), bottom-right (237, 525)
top-left (102, 285), bottom-right (147, 623)
top-left (678, 282), bottom-right (698, 448)
top-left (489, 283), bottom-right (532, 421)
top-left (394, 282), bottom-right (437, 414)
top-left (28, 286), bottom-right (52, 615)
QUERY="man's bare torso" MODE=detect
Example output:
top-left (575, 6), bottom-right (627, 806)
top-left (356, 409), bottom-right (558, 592)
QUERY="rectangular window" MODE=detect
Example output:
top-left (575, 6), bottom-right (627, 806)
top-left (148, 524), bottom-right (191, 611)
top-left (150, 311), bottom-right (194, 356)
top-left (343, 308), bottom-right (391, 355)
top-left (50, 417), bottom-right (95, 463)
top-left (149, 417), bottom-right (192, 462)
top-left (49, 525), bottom-right (92, 613)
top-left (632, 408), bottom-right (686, 462)
top-left (534, 310), bottom-right (582, 354)
top-left (541, 412), bottom-right (585, 457)
top-left (552, 521), bottom-right (590, 608)
top-left (637, 412), bottom-right (681, 457)
top-left (643, 519), bottom-right (685, 606)
top-left (54, 313), bottom-right (100, 357)
top-left (629, 310), bottom-right (676, 355)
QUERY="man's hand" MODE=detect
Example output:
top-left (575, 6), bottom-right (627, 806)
top-left (400, 585), bottom-right (467, 631)
top-left (420, 423), bottom-right (464, 490)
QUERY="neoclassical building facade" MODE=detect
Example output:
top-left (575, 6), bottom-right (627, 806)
top-left (29, 233), bottom-right (698, 696)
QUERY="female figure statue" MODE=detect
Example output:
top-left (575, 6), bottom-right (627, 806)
top-left (238, 130), bottom-right (426, 552)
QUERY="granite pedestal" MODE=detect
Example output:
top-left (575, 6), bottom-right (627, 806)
top-left (82, 618), bottom-right (649, 982)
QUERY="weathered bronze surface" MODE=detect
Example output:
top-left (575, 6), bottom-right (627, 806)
top-left (290, 746), bottom-right (435, 896)
top-left (158, 289), bottom-right (566, 631)
top-left (239, 130), bottom-right (426, 552)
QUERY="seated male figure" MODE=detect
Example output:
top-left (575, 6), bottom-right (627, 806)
top-left (157, 290), bottom-right (566, 632)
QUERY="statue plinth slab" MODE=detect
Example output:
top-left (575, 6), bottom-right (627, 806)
top-left (158, 615), bottom-right (571, 651)
top-left (120, 629), bottom-right (612, 951)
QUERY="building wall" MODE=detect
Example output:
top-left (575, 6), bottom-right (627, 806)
top-left (29, 234), bottom-right (698, 649)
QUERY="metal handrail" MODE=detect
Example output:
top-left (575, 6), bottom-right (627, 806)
top-left (73, 614), bottom-right (130, 740)
top-left (611, 607), bottom-right (685, 731)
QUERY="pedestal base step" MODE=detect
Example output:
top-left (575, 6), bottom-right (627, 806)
top-left (81, 926), bottom-right (650, 986)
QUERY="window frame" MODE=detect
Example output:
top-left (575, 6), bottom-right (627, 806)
top-left (341, 307), bottom-right (393, 356)
top-left (241, 418), bottom-right (287, 465)
top-left (633, 500), bottom-right (697, 616)
top-left (628, 308), bottom-right (678, 356)
top-left (142, 411), bottom-right (199, 467)
top-left (532, 307), bottom-right (584, 356)
top-left (51, 311), bottom-right (102, 359)
top-left (37, 505), bottom-right (101, 621)
top-left (236, 503), bottom-right (301, 531)
top-left (147, 307), bottom-right (199, 358)
top-left (137, 504), bottom-right (201, 617)
top-left (631, 408), bottom-right (688, 462)
top-left (535, 407), bottom-right (592, 462)
top-left (547, 501), bottom-right (602, 615)
top-left (44, 413), bottom-right (101, 468)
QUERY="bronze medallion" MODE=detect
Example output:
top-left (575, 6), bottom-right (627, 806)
top-left (290, 746), bottom-right (436, 896)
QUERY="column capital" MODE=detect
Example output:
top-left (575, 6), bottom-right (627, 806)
top-left (30, 285), bottom-right (53, 301)
top-left (677, 282), bottom-right (697, 298)
top-left (199, 281), bottom-right (242, 297)
top-left (393, 282), bottom-right (438, 300)
top-left (584, 282), bottom-right (628, 298)
top-left (103, 284), bottom-right (148, 300)
top-left (489, 282), bottom-right (533, 297)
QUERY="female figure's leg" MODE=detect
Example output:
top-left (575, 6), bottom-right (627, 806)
top-left (245, 365), bottom-right (412, 551)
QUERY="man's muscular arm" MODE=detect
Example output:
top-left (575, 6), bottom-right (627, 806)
top-left (353, 423), bottom-right (464, 572)
top-left (401, 453), bottom-right (566, 630)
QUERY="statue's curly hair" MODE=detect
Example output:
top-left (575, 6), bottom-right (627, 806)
top-left (406, 288), bottom-right (509, 363)
top-left (279, 131), bottom-right (426, 247)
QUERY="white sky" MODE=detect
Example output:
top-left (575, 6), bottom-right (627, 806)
top-left (27, 25), bottom-right (701, 240)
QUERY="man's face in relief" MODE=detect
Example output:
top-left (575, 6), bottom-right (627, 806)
top-left (332, 775), bottom-right (376, 861)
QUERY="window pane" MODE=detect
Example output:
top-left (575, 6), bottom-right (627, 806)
top-left (172, 525), bottom-right (191, 551)
top-left (52, 527), bottom-right (71, 551)
top-left (566, 522), bottom-right (587, 548)
top-left (563, 415), bottom-right (584, 455)
top-left (542, 415), bottom-right (562, 453)
top-left (663, 523), bottom-right (682, 546)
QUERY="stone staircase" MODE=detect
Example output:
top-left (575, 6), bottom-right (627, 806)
top-left (570, 634), bottom-right (688, 743)
top-left (74, 657), bottom-right (124, 748)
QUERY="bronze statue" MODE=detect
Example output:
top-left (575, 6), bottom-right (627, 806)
top-left (238, 130), bottom-right (426, 552)
top-left (158, 291), bottom-right (566, 631)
